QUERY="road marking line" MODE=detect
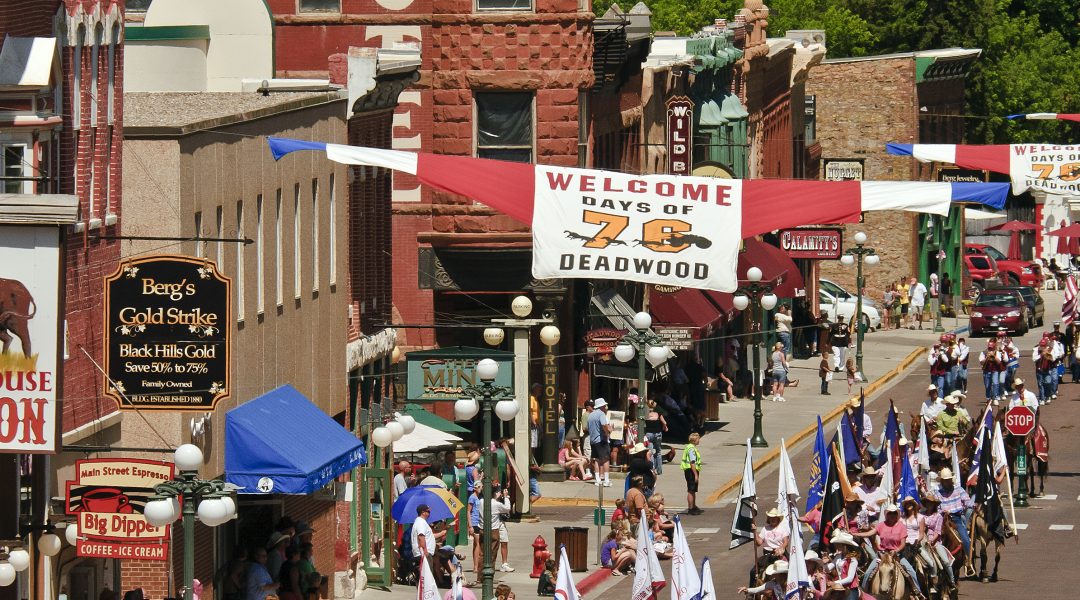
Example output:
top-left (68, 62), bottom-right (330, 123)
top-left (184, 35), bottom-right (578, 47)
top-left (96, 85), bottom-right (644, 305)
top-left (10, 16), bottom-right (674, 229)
top-left (693, 527), bottom-right (721, 534)
top-left (1014, 524), bottom-right (1028, 530)
top-left (1036, 494), bottom-right (1058, 500)
top-left (1049, 524), bottom-right (1074, 531)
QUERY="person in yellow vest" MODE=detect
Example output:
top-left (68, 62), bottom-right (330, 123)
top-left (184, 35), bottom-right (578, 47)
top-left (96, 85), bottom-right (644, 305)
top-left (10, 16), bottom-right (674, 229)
top-left (681, 433), bottom-right (704, 515)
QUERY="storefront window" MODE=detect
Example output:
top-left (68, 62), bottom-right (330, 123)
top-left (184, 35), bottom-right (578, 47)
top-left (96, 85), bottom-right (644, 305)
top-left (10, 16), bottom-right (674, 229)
top-left (475, 92), bottom-right (533, 162)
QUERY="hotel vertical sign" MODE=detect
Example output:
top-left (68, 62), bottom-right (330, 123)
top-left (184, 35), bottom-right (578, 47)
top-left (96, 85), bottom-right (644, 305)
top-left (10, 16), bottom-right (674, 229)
top-left (667, 96), bottom-right (695, 176)
top-left (104, 255), bottom-right (231, 411)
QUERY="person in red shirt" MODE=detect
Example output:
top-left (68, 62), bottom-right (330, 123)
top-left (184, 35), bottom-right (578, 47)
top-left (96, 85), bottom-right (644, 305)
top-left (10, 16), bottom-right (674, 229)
top-left (854, 504), bottom-right (923, 597)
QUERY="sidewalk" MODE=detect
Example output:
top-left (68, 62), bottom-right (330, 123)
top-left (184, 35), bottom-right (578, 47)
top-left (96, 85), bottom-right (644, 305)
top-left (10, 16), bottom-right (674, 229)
top-left (356, 313), bottom-right (968, 600)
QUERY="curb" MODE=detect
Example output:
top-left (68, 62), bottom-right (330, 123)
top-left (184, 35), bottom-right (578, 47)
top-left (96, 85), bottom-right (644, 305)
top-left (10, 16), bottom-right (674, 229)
top-left (703, 345), bottom-right (928, 505)
top-left (532, 496), bottom-right (618, 508)
top-left (576, 568), bottom-right (613, 595)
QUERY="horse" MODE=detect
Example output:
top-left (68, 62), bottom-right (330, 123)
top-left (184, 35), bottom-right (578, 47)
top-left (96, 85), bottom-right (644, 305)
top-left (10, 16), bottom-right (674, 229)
top-left (912, 541), bottom-right (958, 600)
top-left (867, 552), bottom-right (908, 600)
top-left (940, 514), bottom-right (967, 584)
top-left (1003, 419), bottom-right (1050, 497)
top-left (971, 508), bottom-right (1004, 583)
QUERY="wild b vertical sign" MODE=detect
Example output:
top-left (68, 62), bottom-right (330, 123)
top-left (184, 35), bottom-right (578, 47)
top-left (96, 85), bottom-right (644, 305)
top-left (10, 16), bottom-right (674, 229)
top-left (667, 97), bottom-right (695, 176)
top-left (0, 226), bottom-right (62, 453)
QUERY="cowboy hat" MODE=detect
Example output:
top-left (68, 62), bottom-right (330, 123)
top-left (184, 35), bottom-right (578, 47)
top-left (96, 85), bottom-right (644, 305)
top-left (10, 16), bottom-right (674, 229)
top-left (267, 532), bottom-right (291, 548)
top-left (939, 468), bottom-right (955, 480)
top-left (804, 550), bottom-right (823, 564)
top-left (844, 493), bottom-right (864, 504)
top-left (593, 398), bottom-right (608, 409)
top-left (944, 395), bottom-right (960, 405)
top-left (883, 503), bottom-right (899, 513)
top-left (922, 493), bottom-right (942, 505)
top-left (847, 398), bottom-right (861, 409)
top-left (949, 390), bottom-right (966, 399)
top-left (765, 507), bottom-right (784, 519)
top-left (927, 384), bottom-right (937, 391)
top-left (629, 442), bottom-right (648, 455)
top-left (902, 495), bottom-right (921, 507)
top-left (861, 466), bottom-right (878, 476)
top-left (830, 531), bottom-right (858, 547)
top-left (898, 437), bottom-right (909, 446)
top-left (768, 560), bottom-right (789, 575)
top-left (1014, 378), bottom-right (1025, 386)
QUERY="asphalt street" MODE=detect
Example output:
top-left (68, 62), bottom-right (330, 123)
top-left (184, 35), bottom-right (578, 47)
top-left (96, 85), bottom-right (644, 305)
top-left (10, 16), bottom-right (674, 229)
top-left (595, 295), bottom-right (1080, 598)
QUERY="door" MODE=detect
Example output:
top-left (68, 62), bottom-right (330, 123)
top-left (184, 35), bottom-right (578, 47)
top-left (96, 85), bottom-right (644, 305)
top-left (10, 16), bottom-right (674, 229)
top-left (361, 467), bottom-right (392, 585)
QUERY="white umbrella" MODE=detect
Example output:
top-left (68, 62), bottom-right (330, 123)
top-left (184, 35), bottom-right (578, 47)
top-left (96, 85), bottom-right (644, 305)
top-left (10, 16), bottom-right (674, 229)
top-left (393, 421), bottom-right (462, 453)
top-left (964, 208), bottom-right (1007, 221)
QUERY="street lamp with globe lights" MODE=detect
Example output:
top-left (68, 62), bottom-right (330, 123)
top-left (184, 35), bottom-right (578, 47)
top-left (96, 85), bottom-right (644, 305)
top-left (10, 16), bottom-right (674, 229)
top-left (143, 444), bottom-right (237, 600)
top-left (839, 231), bottom-right (879, 376)
top-left (733, 266), bottom-right (778, 448)
top-left (458, 358), bottom-right (515, 600)
top-left (613, 311), bottom-right (670, 437)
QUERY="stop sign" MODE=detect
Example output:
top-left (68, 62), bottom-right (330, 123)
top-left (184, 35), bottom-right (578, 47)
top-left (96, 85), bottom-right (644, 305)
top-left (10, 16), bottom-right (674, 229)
top-left (1004, 406), bottom-right (1037, 436)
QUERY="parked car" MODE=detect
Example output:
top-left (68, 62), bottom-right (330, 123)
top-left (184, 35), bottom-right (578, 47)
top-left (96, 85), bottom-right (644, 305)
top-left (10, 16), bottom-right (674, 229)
top-left (969, 289), bottom-right (1029, 336)
top-left (819, 289), bottom-right (882, 331)
top-left (819, 278), bottom-right (877, 308)
top-left (963, 252), bottom-right (999, 294)
top-left (965, 243), bottom-right (1043, 287)
top-left (991, 284), bottom-right (1045, 328)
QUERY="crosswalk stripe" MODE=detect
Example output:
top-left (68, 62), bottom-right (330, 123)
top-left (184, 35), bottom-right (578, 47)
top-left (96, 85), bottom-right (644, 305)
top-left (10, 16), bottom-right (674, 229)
top-left (1049, 524), bottom-right (1074, 531)
top-left (1036, 494), bottom-right (1058, 500)
top-left (1014, 524), bottom-right (1028, 530)
top-left (693, 527), bottom-right (721, 534)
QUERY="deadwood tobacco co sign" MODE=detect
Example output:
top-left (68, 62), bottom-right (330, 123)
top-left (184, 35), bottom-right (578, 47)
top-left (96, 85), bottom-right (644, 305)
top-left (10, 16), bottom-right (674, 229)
top-left (104, 255), bottom-right (231, 411)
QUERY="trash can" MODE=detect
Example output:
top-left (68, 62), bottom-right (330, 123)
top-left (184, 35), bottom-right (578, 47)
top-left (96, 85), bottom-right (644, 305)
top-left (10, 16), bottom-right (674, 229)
top-left (705, 390), bottom-right (723, 421)
top-left (554, 527), bottom-right (588, 571)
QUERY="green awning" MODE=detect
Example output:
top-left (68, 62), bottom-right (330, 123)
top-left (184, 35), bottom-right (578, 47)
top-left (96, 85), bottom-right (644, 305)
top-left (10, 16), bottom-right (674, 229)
top-left (403, 403), bottom-right (470, 433)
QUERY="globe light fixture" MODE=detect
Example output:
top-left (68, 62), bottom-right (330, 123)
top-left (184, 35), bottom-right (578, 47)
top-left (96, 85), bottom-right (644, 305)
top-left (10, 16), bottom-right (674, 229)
top-left (371, 426), bottom-right (393, 448)
top-left (865, 254), bottom-right (880, 266)
top-left (840, 254), bottom-right (855, 266)
top-left (64, 523), bottom-right (79, 546)
top-left (733, 294), bottom-right (751, 311)
top-left (197, 498), bottom-right (230, 526)
top-left (395, 413), bottom-right (416, 434)
top-left (385, 420), bottom-right (405, 441)
top-left (539, 325), bottom-right (561, 347)
top-left (38, 533), bottom-right (62, 557)
top-left (746, 266), bottom-right (763, 282)
top-left (646, 345), bottom-right (670, 365)
top-left (494, 399), bottom-right (519, 421)
top-left (511, 295), bottom-right (533, 318)
top-left (631, 311), bottom-right (652, 331)
top-left (6, 548), bottom-right (29, 572)
top-left (454, 398), bottom-right (480, 420)
top-left (613, 343), bottom-right (636, 363)
top-left (144, 498), bottom-right (178, 527)
top-left (174, 444), bottom-right (204, 472)
top-left (761, 293), bottom-right (779, 311)
top-left (391, 346), bottom-right (402, 364)
top-left (0, 563), bottom-right (15, 587)
top-left (854, 231), bottom-right (868, 245)
top-left (476, 358), bottom-right (499, 382)
top-left (483, 327), bottom-right (505, 346)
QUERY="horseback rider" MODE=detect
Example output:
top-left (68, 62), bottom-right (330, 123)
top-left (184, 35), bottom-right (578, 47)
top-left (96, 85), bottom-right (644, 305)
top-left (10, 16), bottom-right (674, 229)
top-left (919, 493), bottom-right (956, 587)
top-left (1008, 378), bottom-right (1039, 415)
top-left (854, 466), bottom-right (888, 521)
top-left (920, 384), bottom-right (945, 424)
top-left (937, 468), bottom-right (974, 560)
top-left (854, 504), bottom-right (925, 598)
top-left (934, 393), bottom-right (971, 439)
top-left (828, 531), bottom-right (862, 600)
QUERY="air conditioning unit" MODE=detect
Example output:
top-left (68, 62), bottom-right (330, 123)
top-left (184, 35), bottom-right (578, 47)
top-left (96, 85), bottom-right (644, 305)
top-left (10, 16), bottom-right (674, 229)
top-left (786, 30), bottom-right (826, 47)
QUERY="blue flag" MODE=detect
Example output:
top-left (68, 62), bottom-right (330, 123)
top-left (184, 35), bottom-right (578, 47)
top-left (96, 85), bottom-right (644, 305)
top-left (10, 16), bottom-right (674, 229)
top-left (840, 413), bottom-right (861, 466)
top-left (806, 416), bottom-right (827, 513)
top-left (853, 391), bottom-right (866, 442)
top-left (898, 443), bottom-right (919, 502)
top-left (877, 405), bottom-right (900, 468)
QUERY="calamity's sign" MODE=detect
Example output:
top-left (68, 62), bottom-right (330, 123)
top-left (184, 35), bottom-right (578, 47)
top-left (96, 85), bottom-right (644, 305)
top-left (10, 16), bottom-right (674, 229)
top-left (531, 166), bottom-right (742, 291)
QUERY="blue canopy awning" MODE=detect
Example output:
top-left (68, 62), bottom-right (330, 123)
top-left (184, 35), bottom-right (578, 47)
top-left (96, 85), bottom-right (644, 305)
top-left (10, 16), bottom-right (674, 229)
top-left (225, 384), bottom-right (366, 495)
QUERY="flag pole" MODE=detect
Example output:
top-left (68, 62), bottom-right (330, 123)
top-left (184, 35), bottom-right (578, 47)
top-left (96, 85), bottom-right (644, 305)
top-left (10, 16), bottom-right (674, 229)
top-left (1002, 469), bottom-right (1019, 544)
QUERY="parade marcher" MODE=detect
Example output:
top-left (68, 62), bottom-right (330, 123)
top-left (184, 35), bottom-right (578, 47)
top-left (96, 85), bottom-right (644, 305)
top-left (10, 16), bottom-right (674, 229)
top-left (979, 340), bottom-right (1002, 404)
top-left (955, 336), bottom-right (969, 392)
top-left (1009, 378), bottom-right (1039, 415)
top-left (928, 340), bottom-right (950, 393)
top-left (855, 504), bottom-right (924, 598)
top-left (937, 468), bottom-right (974, 560)
top-left (920, 384), bottom-right (944, 424)
top-left (830, 315), bottom-right (851, 372)
top-left (1034, 337), bottom-right (1056, 404)
top-left (934, 394), bottom-right (971, 439)
top-left (1050, 326), bottom-right (1065, 399)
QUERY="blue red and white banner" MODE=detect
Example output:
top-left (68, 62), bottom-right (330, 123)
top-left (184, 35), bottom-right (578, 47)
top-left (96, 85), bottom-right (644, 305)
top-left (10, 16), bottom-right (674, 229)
top-left (269, 138), bottom-right (1009, 291)
top-left (887, 142), bottom-right (1080, 195)
top-left (1007, 113), bottom-right (1080, 123)
top-left (805, 417), bottom-right (827, 513)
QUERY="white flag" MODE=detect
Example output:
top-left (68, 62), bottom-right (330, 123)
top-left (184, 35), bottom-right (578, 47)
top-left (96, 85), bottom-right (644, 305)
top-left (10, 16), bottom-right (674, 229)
top-left (879, 446), bottom-right (895, 504)
top-left (777, 439), bottom-right (800, 515)
top-left (729, 440), bottom-right (757, 549)
top-left (555, 545), bottom-right (581, 600)
top-left (951, 440), bottom-right (961, 486)
top-left (697, 558), bottom-right (716, 600)
top-left (917, 418), bottom-right (930, 473)
top-left (784, 508), bottom-right (810, 599)
top-left (671, 517), bottom-right (700, 600)
top-left (417, 553), bottom-right (440, 600)
top-left (633, 509), bottom-right (667, 600)
top-left (991, 422), bottom-right (1009, 474)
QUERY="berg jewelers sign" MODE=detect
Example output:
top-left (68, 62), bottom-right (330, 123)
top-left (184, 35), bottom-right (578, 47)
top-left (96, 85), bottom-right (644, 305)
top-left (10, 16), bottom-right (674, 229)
top-left (0, 226), bottom-right (62, 453)
top-left (104, 255), bottom-right (231, 411)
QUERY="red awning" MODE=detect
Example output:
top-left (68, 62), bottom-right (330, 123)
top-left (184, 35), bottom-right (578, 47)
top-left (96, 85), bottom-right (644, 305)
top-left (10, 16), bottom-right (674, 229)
top-left (650, 288), bottom-right (726, 330)
top-left (705, 238), bottom-right (805, 306)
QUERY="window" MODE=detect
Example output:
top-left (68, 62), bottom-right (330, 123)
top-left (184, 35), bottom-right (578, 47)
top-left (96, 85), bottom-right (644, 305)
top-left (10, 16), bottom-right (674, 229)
top-left (329, 173), bottom-right (337, 286)
top-left (91, 25), bottom-right (102, 127)
top-left (298, 0), bottom-right (340, 11)
top-left (194, 212), bottom-right (204, 257)
top-left (275, 190), bottom-right (283, 307)
top-left (311, 178), bottom-right (320, 293)
top-left (73, 27), bottom-right (84, 128)
top-left (2, 144), bottom-right (30, 194)
top-left (476, 0), bottom-right (530, 10)
top-left (256, 194), bottom-right (265, 314)
top-left (216, 206), bottom-right (224, 267)
top-left (108, 24), bottom-right (118, 123)
top-left (236, 201), bottom-right (245, 322)
top-left (475, 92), bottom-right (533, 162)
top-left (125, 0), bottom-right (153, 11)
top-left (293, 185), bottom-right (302, 299)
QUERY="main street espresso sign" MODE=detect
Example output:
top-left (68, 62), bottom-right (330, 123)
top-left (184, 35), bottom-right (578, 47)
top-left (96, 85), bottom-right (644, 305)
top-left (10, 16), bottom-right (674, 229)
top-left (104, 255), bottom-right (231, 411)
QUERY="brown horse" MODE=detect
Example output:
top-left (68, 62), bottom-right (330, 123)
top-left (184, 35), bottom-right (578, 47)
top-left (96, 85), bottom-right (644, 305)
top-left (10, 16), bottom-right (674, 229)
top-left (971, 508), bottom-right (1003, 583)
top-left (1002, 417), bottom-right (1050, 497)
top-left (868, 552), bottom-right (909, 600)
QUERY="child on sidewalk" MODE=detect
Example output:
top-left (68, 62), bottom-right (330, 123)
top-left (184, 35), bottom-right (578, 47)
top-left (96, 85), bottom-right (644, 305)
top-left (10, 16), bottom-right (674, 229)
top-left (819, 351), bottom-right (832, 395)
top-left (845, 357), bottom-right (857, 394)
top-left (681, 433), bottom-right (703, 515)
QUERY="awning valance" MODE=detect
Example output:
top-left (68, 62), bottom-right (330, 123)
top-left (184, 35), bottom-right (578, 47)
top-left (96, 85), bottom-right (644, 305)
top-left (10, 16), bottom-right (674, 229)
top-left (650, 288), bottom-right (726, 330)
top-left (225, 385), bottom-right (367, 495)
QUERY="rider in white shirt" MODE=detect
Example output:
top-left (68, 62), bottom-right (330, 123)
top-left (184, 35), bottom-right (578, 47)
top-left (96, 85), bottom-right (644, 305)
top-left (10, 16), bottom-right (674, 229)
top-left (1008, 378), bottom-right (1039, 414)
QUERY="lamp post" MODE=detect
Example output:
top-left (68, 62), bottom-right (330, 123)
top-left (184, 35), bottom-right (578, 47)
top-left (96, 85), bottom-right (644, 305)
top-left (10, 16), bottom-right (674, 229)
top-left (733, 267), bottom-right (778, 448)
top-left (457, 359), bottom-right (516, 600)
top-left (614, 312), bottom-right (670, 437)
top-left (840, 231), bottom-right (880, 377)
top-left (143, 444), bottom-right (237, 600)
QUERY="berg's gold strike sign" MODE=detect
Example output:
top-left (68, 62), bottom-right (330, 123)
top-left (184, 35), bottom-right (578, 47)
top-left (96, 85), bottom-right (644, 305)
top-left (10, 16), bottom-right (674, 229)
top-left (104, 255), bottom-right (231, 411)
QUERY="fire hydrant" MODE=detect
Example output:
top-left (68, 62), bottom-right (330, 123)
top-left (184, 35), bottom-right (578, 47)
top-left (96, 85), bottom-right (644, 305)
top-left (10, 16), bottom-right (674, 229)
top-left (530, 535), bottom-right (551, 578)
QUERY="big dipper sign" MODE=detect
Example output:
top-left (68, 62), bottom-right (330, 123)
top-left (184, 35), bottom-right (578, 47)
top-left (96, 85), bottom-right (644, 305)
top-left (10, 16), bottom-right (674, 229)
top-left (104, 255), bottom-right (231, 411)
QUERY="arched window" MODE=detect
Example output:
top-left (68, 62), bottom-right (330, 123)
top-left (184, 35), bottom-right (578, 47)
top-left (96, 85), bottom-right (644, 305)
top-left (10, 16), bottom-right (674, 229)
top-left (73, 25), bottom-right (84, 128)
top-left (91, 24), bottom-right (102, 127)
top-left (108, 23), bottom-right (119, 123)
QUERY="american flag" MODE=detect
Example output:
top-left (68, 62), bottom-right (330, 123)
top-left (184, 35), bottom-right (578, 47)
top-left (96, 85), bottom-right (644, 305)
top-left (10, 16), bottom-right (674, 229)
top-left (1064, 275), bottom-right (1079, 326)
